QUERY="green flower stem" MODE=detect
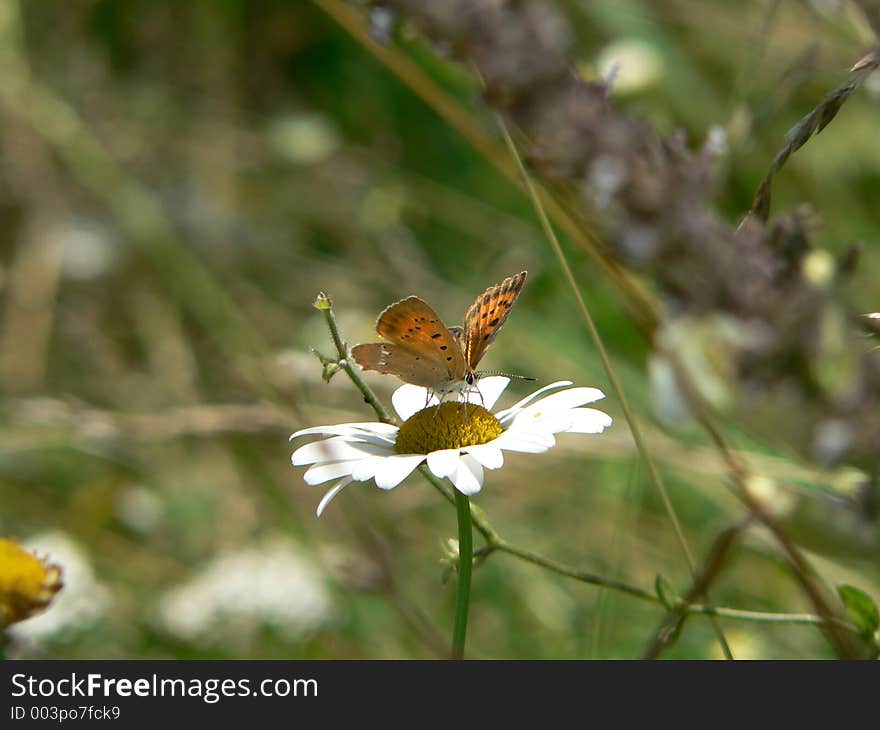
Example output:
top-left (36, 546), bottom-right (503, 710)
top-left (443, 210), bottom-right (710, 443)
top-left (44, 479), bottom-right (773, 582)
top-left (452, 489), bottom-right (473, 659)
top-left (486, 540), bottom-right (859, 632)
top-left (418, 465), bottom-right (500, 544)
top-left (317, 293), bottom-right (862, 643)
top-left (686, 604), bottom-right (856, 630)
top-left (315, 292), bottom-right (393, 423)
top-left (491, 540), bottom-right (656, 603)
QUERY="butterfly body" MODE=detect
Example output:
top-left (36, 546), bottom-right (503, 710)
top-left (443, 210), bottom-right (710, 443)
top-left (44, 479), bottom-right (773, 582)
top-left (351, 271), bottom-right (527, 400)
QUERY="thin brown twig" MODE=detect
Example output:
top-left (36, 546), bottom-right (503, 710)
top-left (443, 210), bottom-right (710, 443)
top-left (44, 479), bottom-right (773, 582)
top-left (697, 413), bottom-right (866, 659)
top-left (641, 518), bottom-right (751, 659)
top-left (652, 331), bottom-right (866, 658)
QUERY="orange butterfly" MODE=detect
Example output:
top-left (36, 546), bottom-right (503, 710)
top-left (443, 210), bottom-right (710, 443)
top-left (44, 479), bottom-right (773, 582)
top-left (351, 272), bottom-right (528, 400)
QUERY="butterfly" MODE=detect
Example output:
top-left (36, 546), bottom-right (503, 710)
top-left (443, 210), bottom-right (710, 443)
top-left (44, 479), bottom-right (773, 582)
top-left (351, 271), bottom-right (529, 401)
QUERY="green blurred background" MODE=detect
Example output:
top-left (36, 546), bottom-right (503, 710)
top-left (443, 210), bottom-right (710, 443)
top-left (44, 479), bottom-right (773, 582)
top-left (2, 0), bottom-right (879, 659)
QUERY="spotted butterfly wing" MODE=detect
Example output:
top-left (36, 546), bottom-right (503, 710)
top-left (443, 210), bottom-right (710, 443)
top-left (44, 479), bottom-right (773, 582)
top-left (461, 271), bottom-right (527, 371)
top-left (351, 296), bottom-right (466, 389)
top-left (349, 342), bottom-right (452, 388)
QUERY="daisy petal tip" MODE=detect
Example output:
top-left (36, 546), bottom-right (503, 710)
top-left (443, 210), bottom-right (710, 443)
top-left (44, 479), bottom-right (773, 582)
top-left (566, 408), bottom-right (613, 434)
top-left (450, 454), bottom-right (484, 495)
top-left (426, 448), bottom-right (461, 479)
top-left (585, 387), bottom-right (607, 403)
top-left (316, 478), bottom-right (352, 517)
top-left (463, 444), bottom-right (504, 470)
top-left (373, 454), bottom-right (425, 489)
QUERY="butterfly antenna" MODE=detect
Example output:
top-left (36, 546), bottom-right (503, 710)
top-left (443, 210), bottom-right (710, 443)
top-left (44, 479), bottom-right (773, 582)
top-left (477, 370), bottom-right (537, 381)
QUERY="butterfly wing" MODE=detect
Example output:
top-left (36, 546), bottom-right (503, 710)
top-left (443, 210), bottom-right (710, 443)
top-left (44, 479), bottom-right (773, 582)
top-left (351, 296), bottom-right (466, 385)
top-left (447, 325), bottom-right (465, 347)
top-left (461, 271), bottom-right (527, 370)
top-left (350, 343), bottom-right (453, 388)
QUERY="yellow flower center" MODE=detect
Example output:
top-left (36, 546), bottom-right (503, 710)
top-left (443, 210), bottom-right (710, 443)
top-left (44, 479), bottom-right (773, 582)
top-left (395, 403), bottom-right (503, 454)
top-left (0, 538), bottom-right (63, 628)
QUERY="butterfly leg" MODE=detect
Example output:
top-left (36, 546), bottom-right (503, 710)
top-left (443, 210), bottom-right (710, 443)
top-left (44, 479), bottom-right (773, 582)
top-left (430, 389), bottom-right (449, 421)
top-left (458, 383), bottom-right (483, 415)
top-left (459, 386), bottom-right (469, 419)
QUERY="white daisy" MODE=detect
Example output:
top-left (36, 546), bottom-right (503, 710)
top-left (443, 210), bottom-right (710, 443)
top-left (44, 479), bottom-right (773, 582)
top-left (290, 377), bottom-right (612, 516)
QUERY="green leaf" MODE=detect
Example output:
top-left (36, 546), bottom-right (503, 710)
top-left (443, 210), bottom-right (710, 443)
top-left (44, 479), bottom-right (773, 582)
top-left (655, 574), bottom-right (680, 610)
top-left (310, 347), bottom-right (341, 381)
top-left (837, 584), bottom-right (879, 640)
top-left (321, 361), bottom-right (341, 383)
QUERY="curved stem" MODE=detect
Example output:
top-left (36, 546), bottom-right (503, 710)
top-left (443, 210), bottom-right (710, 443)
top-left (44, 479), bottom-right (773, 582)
top-left (642, 519), bottom-right (746, 659)
top-left (452, 489), bottom-right (473, 660)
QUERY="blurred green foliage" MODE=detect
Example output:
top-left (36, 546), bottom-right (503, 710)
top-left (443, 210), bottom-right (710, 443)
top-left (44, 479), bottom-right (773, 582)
top-left (1, 0), bottom-right (879, 659)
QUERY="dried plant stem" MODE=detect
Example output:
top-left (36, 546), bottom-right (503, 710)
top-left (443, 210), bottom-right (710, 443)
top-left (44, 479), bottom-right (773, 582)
top-left (642, 519), bottom-right (749, 659)
top-left (495, 114), bottom-right (734, 660)
top-left (658, 339), bottom-right (864, 658)
top-left (696, 413), bottom-right (865, 659)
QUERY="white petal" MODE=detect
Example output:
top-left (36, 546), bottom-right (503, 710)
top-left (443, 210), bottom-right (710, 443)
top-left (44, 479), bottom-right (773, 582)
top-left (495, 381), bottom-right (574, 422)
top-left (564, 408), bottom-right (613, 434)
top-left (393, 384), bottom-right (438, 421)
top-left (521, 387), bottom-right (606, 416)
top-left (290, 422), bottom-right (398, 441)
top-left (463, 443), bottom-right (504, 469)
top-left (304, 460), bottom-right (357, 485)
top-left (373, 454), bottom-right (426, 489)
top-left (506, 395), bottom-right (610, 436)
top-left (493, 429), bottom-right (556, 453)
top-left (527, 411), bottom-right (578, 435)
top-left (351, 457), bottom-right (382, 482)
top-left (346, 429), bottom-right (399, 445)
top-left (316, 478), bottom-right (353, 517)
top-left (451, 454), bottom-right (483, 495)
top-left (465, 376), bottom-right (509, 410)
top-left (427, 448), bottom-right (461, 479)
top-left (292, 437), bottom-right (392, 466)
